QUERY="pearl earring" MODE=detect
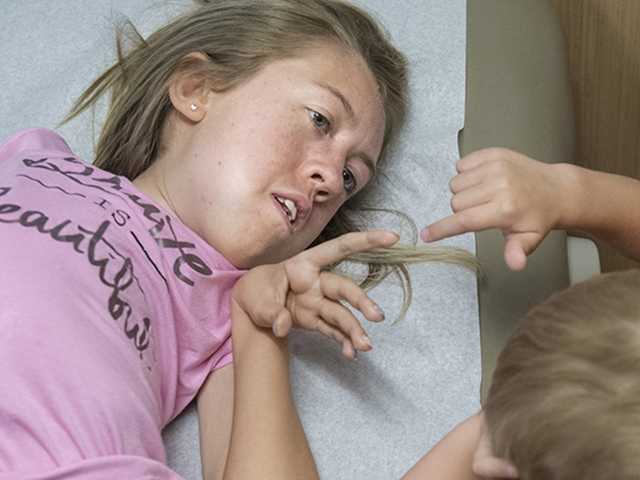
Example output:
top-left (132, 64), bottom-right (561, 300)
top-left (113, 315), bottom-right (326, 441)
top-left (190, 103), bottom-right (198, 111)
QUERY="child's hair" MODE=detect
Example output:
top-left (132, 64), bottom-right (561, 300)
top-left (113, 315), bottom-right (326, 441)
top-left (61, 0), bottom-right (479, 317)
top-left (484, 269), bottom-right (640, 480)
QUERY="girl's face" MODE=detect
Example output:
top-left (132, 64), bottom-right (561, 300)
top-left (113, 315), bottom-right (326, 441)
top-left (152, 44), bottom-right (385, 268)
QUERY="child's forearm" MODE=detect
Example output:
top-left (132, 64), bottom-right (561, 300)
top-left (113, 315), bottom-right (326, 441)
top-left (223, 298), bottom-right (319, 480)
top-left (401, 414), bottom-right (483, 480)
top-left (557, 163), bottom-right (640, 260)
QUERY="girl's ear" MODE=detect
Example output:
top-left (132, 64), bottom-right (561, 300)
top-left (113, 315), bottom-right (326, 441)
top-left (168, 52), bottom-right (211, 122)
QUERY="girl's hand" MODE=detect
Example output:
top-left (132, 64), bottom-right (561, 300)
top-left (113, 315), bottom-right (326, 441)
top-left (232, 230), bottom-right (399, 359)
top-left (422, 148), bottom-right (568, 271)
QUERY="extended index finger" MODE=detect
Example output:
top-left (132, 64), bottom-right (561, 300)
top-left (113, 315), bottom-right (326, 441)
top-left (424, 204), bottom-right (499, 242)
top-left (303, 230), bottom-right (399, 268)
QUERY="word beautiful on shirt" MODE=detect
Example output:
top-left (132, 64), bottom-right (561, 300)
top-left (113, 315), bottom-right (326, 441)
top-left (0, 156), bottom-right (214, 366)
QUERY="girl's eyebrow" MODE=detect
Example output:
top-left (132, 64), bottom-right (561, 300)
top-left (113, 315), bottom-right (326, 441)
top-left (314, 81), bottom-right (355, 119)
top-left (313, 82), bottom-right (377, 177)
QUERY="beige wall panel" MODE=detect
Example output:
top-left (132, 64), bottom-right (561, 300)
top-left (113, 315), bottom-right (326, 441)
top-left (552, 0), bottom-right (640, 271)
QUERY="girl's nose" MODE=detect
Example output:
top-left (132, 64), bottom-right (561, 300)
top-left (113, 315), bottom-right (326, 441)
top-left (307, 162), bottom-right (343, 202)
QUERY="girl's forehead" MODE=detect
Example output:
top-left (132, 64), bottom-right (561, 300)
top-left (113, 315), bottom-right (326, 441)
top-left (264, 45), bottom-right (384, 115)
top-left (289, 44), bottom-right (372, 82)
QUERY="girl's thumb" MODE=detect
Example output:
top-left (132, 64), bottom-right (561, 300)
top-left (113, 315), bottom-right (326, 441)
top-left (272, 308), bottom-right (293, 338)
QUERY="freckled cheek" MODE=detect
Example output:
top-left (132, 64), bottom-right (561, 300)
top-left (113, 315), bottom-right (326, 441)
top-left (243, 121), bottom-right (299, 167)
top-left (277, 124), bottom-right (298, 144)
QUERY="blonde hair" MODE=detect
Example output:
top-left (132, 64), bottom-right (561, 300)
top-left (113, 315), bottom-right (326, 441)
top-left (61, 0), bottom-right (478, 317)
top-left (484, 269), bottom-right (640, 479)
top-left (63, 0), bottom-right (407, 178)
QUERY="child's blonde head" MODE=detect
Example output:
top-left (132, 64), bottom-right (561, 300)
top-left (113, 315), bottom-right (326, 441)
top-left (485, 269), bottom-right (640, 479)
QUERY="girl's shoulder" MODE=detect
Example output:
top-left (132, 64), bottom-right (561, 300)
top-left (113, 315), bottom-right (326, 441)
top-left (0, 128), bottom-right (74, 160)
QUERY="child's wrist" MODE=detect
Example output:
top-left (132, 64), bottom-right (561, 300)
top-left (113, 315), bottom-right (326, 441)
top-left (551, 162), bottom-right (585, 231)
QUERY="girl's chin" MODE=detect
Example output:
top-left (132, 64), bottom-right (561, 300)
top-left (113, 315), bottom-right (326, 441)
top-left (226, 228), bottom-right (314, 267)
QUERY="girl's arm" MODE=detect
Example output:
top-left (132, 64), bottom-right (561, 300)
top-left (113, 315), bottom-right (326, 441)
top-left (197, 298), bottom-right (318, 480)
top-left (197, 365), bottom-right (234, 480)
top-left (198, 230), bottom-right (399, 479)
top-left (221, 296), bottom-right (319, 480)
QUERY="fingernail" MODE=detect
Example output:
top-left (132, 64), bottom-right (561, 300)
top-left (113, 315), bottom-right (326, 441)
top-left (360, 334), bottom-right (372, 349)
top-left (373, 303), bottom-right (385, 320)
top-left (272, 322), bottom-right (279, 337)
top-left (420, 227), bottom-right (430, 242)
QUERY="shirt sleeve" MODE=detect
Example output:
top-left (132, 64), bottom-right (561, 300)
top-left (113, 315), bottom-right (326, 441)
top-left (210, 337), bottom-right (234, 372)
top-left (0, 128), bottom-right (74, 160)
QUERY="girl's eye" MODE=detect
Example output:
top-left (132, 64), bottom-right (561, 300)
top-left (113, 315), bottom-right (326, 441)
top-left (309, 110), bottom-right (331, 133)
top-left (342, 168), bottom-right (357, 195)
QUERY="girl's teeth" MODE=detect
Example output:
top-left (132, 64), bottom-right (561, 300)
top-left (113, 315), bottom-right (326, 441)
top-left (283, 199), bottom-right (297, 221)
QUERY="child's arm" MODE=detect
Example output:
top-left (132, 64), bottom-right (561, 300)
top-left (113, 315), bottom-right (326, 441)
top-left (401, 413), bottom-right (518, 480)
top-left (402, 414), bottom-right (484, 480)
top-left (423, 148), bottom-right (640, 270)
top-left (559, 162), bottom-right (640, 260)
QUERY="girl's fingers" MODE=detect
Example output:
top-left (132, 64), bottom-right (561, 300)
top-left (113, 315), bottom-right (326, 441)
top-left (317, 299), bottom-right (372, 352)
top-left (341, 339), bottom-right (356, 359)
top-left (301, 230), bottom-right (400, 268)
top-left (314, 321), bottom-right (356, 359)
top-left (319, 272), bottom-right (384, 323)
top-left (314, 318), bottom-right (346, 344)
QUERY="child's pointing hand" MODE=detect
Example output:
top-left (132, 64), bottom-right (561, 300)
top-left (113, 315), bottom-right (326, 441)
top-left (422, 148), bottom-right (568, 271)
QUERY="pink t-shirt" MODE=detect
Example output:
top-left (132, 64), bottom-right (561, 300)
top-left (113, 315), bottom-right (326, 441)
top-left (0, 129), bottom-right (244, 479)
